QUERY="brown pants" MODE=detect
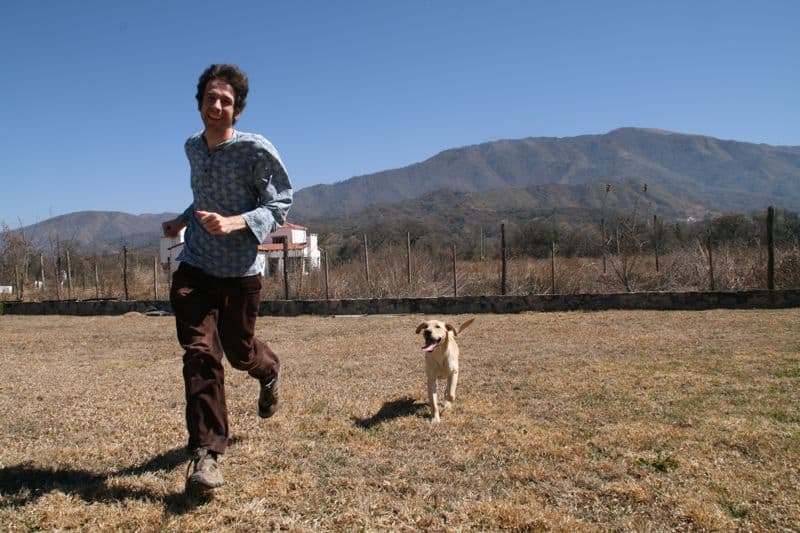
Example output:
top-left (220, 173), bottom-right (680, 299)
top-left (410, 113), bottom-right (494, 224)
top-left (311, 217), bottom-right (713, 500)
top-left (170, 263), bottom-right (279, 455)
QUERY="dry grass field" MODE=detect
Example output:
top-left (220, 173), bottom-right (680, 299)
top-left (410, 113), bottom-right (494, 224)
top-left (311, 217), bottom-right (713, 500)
top-left (0, 309), bottom-right (798, 531)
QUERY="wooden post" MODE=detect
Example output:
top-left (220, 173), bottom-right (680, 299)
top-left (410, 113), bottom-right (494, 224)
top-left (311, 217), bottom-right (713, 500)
top-left (40, 253), bottom-right (46, 292)
top-left (452, 243), bottom-right (458, 297)
top-left (480, 225), bottom-right (485, 262)
top-left (406, 232), bottom-right (412, 285)
top-left (14, 264), bottom-right (20, 301)
top-left (80, 258), bottom-right (86, 293)
top-left (707, 235), bottom-right (715, 291)
top-left (66, 250), bottom-right (73, 299)
top-left (551, 242), bottom-right (557, 295)
top-left (153, 256), bottom-right (159, 300)
top-left (54, 254), bottom-right (61, 300)
top-left (123, 246), bottom-right (129, 300)
top-left (653, 214), bottom-right (660, 273)
top-left (601, 217), bottom-right (607, 274)
top-left (20, 255), bottom-right (27, 300)
top-left (363, 233), bottom-right (370, 288)
top-left (14, 252), bottom-right (28, 302)
top-left (282, 240), bottom-right (289, 300)
top-left (500, 223), bottom-right (507, 296)
top-left (767, 206), bottom-right (776, 290)
top-left (324, 250), bottom-right (330, 300)
top-left (94, 259), bottom-right (100, 299)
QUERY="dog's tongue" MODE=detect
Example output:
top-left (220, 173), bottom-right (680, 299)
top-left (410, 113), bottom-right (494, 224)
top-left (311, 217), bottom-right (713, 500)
top-left (421, 342), bottom-right (437, 353)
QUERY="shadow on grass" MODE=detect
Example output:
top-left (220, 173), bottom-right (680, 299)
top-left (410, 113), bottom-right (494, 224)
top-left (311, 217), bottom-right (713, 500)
top-left (0, 439), bottom-right (241, 514)
top-left (352, 396), bottom-right (428, 429)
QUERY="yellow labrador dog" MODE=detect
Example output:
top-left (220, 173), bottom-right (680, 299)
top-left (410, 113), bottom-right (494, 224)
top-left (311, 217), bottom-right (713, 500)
top-left (416, 317), bottom-right (475, 423)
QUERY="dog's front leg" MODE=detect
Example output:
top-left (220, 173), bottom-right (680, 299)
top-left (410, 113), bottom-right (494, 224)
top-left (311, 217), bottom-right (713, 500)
top-left (443, 368), bottom-right (458, 413)
top-left (427, 375), bottom-right (440, 423)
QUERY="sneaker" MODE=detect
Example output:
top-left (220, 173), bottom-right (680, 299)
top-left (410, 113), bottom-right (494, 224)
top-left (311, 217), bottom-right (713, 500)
top-left (185, 448), bottom-right (224, 492)
top-left (258, 374), bottom-right (279, 418)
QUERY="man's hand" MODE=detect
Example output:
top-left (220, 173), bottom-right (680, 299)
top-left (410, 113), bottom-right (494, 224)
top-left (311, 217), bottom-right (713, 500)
top-left (196, 210), bottom-right (247, 235)
top-left (162, 219), bottom-right (186, 238)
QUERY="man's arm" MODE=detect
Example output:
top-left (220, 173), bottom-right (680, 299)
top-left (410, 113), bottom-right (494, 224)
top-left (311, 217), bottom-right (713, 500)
top-left (238, 144), bottom-right (293, 243)
top-left (195, 210), bottom-right (247, 235)
top-left (162, 204), bottom-right (192, 237)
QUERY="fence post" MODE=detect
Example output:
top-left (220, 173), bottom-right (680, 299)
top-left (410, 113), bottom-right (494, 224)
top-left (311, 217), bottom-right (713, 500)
top-left (500, 223), bottom-right (507, 295)
top-left (153, 256), bottom-right (159, 300)
top-left (551, 241), bottom-right (557, 295)
top-left (94, 259), bottom-right (100, 299)
top-left (767, 206), bottom-right (776, 290)
top-left (14, 265), bottom-right (20, 301)
top-left (480, 225), bottom-right (485, 262)
top-left (54, 254), bottom-right (61, 300)
top-left (407, 232), bottom-right (412, 285)
top-left (40, 253), bottom-right (46, 292)
top-left (707, 235), bottom-right (715, 291)
top-left (324, 250), bottom-right (330, 300)
top-left (601, 217), bottom-right (607, 274)
top-left (282, 240), bottom-right (290, 300)
top-left (66, 250), bottom-right (73, 299)
top-left (363, 233), bottom-right (370, 289)
top-left (653, 214), bottom-right (660, 273)
top-left (123, 246), bottom-right (129, 300)
top-left (452, 243), bottom-right (458, 297)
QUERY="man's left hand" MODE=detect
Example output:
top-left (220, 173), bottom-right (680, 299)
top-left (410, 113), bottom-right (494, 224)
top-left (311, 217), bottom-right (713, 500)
top-left (196, 210), bottom-right (247, 235)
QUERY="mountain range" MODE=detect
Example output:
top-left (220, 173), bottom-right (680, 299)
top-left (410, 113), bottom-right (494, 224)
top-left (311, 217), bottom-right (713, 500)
top-left (9, 128), bottom-right (799, 253)
top-left (291, 127), bottom-right (800, 219)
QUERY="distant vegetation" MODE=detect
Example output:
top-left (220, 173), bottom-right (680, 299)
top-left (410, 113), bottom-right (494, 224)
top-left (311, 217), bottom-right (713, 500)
top-left (3, 127), bottom-right (799, 299)
top-left (2, 205), bottom-right (798, 301)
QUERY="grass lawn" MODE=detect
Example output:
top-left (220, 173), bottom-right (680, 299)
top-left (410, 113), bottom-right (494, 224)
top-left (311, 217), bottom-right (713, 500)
top-left (0, 309), bottom-right (798, 530)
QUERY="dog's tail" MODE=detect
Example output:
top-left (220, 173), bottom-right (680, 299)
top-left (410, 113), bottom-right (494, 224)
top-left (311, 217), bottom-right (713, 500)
top-left (457, 317), bottom-right (476, 335)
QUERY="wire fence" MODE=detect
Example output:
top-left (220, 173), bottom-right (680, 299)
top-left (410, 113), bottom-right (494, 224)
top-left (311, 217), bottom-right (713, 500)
top-left (2, 207), bottom-right (798, 302)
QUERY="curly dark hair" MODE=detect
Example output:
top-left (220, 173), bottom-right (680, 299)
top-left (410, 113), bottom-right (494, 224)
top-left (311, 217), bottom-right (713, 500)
top-left (196, 64), bottom-right (249, 119)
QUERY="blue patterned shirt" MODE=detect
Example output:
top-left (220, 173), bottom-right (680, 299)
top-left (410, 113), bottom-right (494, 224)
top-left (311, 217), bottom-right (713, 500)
top-left (176, 130), bottom-right (293, 277)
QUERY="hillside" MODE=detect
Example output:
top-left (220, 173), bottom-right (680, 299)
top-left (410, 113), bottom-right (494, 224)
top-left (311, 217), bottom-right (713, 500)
top-left (16, 211), bottom-right (178, 253)
top-left (291, 128), bottom-right (800, 218)
top-left (301, 180), bottom-right (708, 247)
top-left (8, 127), bottom-right (799, 254)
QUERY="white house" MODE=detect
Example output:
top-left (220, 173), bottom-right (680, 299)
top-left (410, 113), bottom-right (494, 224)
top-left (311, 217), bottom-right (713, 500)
top-left (257, 222), bottom-right (321, 276)
top-left (159, 223), bottom-right (320, 276)
top-left (160, 228), bottom-right (186, 273)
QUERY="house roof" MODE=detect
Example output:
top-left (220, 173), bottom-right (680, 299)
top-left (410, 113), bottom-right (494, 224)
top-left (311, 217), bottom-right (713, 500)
top-left (257, 242), bottom-right (308, 252)
top-left (281, 222), bottom-right (307, 230)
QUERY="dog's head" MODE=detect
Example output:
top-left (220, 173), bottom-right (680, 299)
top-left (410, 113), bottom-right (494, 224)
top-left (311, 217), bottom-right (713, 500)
top-left (415, 320), bottom-right (457, 353)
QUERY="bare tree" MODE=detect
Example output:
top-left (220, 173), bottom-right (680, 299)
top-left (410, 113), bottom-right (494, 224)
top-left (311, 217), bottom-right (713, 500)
top-left (606, 182), bottom-right (650, 292)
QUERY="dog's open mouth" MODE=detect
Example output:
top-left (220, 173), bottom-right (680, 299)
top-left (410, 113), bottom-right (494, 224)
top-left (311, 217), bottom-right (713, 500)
top-left (421, 339), bottom-right (440, 353)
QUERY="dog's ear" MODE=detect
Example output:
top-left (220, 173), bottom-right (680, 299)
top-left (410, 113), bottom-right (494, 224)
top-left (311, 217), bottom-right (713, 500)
top-left (445, 323), bottom-right (458, 336)
top-left (415, 323), bottom-right (427, 334)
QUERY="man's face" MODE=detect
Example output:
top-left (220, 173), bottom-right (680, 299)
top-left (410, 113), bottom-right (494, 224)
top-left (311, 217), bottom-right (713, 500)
top-left (200, 78), bottom-right (241, 134)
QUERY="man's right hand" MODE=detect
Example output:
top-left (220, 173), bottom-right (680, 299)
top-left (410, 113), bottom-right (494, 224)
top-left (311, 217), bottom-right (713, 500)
top-left (162, 219), bottom-right (186, 238)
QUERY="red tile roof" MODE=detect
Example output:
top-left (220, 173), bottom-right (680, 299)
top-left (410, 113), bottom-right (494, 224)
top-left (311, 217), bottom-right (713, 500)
top-left (281, 222), bottom-right (307, 230)
top-left (258, 242), bottom-right (308, 252)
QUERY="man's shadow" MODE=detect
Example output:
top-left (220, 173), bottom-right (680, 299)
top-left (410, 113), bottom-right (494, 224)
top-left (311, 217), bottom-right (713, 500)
top-left (352, 396), bottom-right (428, 429)
top-left (0, 436), bottom-right (242, 514)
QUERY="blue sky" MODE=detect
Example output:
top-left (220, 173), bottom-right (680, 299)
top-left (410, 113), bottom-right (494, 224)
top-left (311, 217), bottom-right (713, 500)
top-left (1, 1), bottom-right (797, 227)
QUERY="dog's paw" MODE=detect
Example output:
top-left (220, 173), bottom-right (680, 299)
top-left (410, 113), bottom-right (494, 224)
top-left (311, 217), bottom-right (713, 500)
top-left (442, 400), bottom-right (453, 412)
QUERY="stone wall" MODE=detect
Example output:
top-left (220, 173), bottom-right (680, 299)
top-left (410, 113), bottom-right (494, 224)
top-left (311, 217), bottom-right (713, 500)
top-left (3, 289), bottom-right (799, 316)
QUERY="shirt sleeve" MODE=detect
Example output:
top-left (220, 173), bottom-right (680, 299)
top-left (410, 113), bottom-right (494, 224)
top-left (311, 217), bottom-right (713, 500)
top-left (240, 145), bottom-right (293, 244)
top-left (177, 204), bottom-right (194, 225)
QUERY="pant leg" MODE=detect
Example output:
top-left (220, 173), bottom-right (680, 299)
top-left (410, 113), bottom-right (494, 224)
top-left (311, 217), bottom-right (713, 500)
top-left (170, 264), bottom-right (229, 455)
top-left (218, 273), bottom-right (280, 382)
